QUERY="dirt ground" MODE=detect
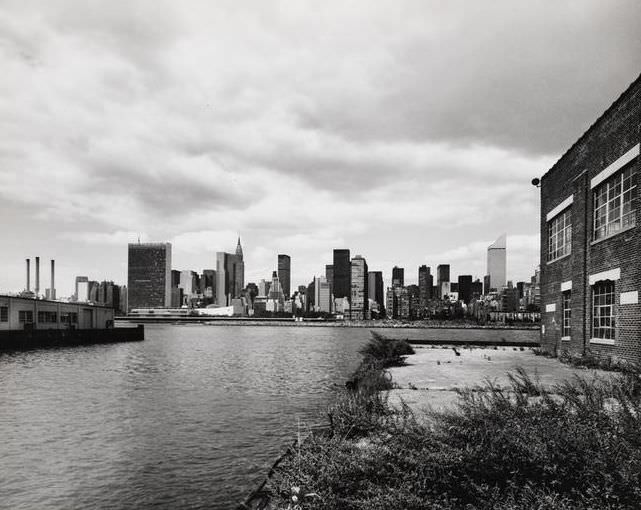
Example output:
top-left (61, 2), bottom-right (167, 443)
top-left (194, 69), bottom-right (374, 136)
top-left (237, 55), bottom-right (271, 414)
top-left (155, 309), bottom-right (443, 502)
top-left (387, 346), bottom-right (614, 414)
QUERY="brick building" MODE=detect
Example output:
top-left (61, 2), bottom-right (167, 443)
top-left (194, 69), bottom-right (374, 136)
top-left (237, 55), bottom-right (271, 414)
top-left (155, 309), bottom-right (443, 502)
top-left (540, 73), bottom-right (640, 362)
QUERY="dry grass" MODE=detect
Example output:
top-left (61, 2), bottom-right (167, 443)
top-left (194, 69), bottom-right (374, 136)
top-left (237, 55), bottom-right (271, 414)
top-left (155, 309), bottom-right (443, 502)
top-left (264, 333), bottom-right (641, 509)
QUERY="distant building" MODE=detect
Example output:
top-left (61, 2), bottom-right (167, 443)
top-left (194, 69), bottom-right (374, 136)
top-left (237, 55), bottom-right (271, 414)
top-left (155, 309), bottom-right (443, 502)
top-left (367, 271), bottom-right (384, 317)
top-left (487, 235), bottom-right (507, 292)
top-left (325, 264), bottom-right (334, 311)
top-left (501, 282), bottom-right (520, 312)
top-left (258, 279), bottom-right (271, 298)
top-left (202, 269), bottom-right (216, 304)
top-left (386, 285), bottom-right (409, 320)
top-left (350, 255), bottom-right (369, 320)
top-left (392, 266), bottom-right (404, 287)
top-left (278, 254), bottom-right (291, 299)
top-left (458, 275), bottom-right (473, 304)
top-left (267, 271), bottom-right (285, 312)
top-left (216, 237), bottom-right (245, 306)
top-left (333, 249), bottom-right (351, 300)
top-left (88, 281), bottom-right (100, 302)
top-left (179, 270), bottom-right (198, 303)
top-left (538, 75), bottom-right (641, 360)
top-left (314, 276), bottom-right (331, 313)
top-left (407, 284), bottom-right (420, 319)
top-left (436, 264), bottom-right (450, 299)
top-left (119, 286), bottom-right (128, 315)
top-left (306, 279), bottom-right (315, 313)
top-left (75, 276), bottom-right (89, 302)
top-left (127, 242), bottom-right (172, 311)
top-left (98, 280), bottom-right (121, 312)
top-left (471, 279), bottom-right (483, 300)
top-left (418, 265), bottom-right (433, 308)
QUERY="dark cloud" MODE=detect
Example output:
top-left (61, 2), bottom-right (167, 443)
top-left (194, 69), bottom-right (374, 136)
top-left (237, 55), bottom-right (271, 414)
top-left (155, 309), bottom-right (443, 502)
top-left (1, 0), bottom-right (640, 294)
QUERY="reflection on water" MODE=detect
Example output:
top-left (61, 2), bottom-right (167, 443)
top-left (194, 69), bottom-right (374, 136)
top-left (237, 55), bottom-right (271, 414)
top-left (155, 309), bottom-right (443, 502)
top-left (0, 325), bottom-right (537, 509)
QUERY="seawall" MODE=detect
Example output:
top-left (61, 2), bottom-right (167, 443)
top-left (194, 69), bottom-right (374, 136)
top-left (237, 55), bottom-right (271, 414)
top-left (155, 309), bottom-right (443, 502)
top-left (0, 325), bottom-right (145, 351)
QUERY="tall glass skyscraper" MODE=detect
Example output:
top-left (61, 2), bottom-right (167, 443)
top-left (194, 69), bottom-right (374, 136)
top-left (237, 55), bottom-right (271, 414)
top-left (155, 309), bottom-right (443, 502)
top-left (332, 249), bottom-right (351, 299)
top-left (277, 254), bottom-right (291, 299)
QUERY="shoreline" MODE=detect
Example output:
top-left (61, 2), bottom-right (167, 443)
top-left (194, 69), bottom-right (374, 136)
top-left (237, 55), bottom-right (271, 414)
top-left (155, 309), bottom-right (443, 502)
top-left (116, 317), bottom-right (540, 330)
top-left (247, 334), bottom-right (632, 509)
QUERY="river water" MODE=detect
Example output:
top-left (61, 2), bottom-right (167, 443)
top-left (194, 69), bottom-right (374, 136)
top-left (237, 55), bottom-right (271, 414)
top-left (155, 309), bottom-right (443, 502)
top-left (0, 325), bottom-right (538, 509)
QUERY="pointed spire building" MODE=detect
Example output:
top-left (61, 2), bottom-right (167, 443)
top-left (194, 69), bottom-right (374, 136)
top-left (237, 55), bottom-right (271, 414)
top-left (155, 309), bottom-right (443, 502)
top-left (235, 236), bottom-right (243, 259)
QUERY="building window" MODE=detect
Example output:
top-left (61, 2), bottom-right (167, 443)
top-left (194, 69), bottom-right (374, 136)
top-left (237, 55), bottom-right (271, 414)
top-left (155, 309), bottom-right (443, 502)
top-left (547, 208), bottom-right (572, 262)
top-left (592, 281), bottom-right (615, 340)
top-left (37, 311), bottom-right (58, 323)
top-left (18, 310), bottom-right (34, 323)
top-left (60, 312), bottom-right (78, 324)
top-left (0, 306), bottom-right (8, 322)
top-left (562, 291), bottom-right (571, 338)
top-left (593, 164), bottom-right (636, 240)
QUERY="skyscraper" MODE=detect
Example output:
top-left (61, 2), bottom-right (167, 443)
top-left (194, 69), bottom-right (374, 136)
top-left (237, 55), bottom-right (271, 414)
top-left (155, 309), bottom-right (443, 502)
top-left (392, 266), bottom-right (404, 287)
top-left (418, 265), bottom-right (432, 308)
top-left (367, 271), bottom-right (384, 314)
top-left (314, 276), bottom-right (331, 313)
top-left (487, 234), bottom-right (507, 292)
top-left (202, 269), bottom-right (216, 304)
top-left (437, 264), bottom-right (450, 299)
top-left (458, 275), bottom-right (473, 304)
top-left (333, 249), bottom-right (351, 300)
top-left (325, 264), bottom-right (334, 304)
top-left (127, 242), bottom-right (172, 310)
top-left (215, 237), bottom-right (245, 306)
top-left (350, 255), bottom-right (369, 320)
top-left (277, 254), bottom-right (291, 299)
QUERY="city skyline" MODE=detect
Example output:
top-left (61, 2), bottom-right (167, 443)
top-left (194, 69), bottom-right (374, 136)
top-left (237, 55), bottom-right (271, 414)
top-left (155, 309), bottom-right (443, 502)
top-left (2, 2), bottom-right (641, 296)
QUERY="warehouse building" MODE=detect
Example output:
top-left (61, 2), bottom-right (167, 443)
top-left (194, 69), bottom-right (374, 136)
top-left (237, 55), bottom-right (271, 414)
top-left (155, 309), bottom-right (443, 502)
top-left (0, 295), bottom-right (114, 331)
top-left (539, 73), bottom-right (640, 362)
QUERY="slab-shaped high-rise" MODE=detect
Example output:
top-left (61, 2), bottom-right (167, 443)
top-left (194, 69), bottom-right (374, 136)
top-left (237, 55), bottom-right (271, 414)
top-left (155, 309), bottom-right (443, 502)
top-left (278, 254), bottom-right (291, 299)
top-left (333, 249), bottom-right (351, 300)
top-left (127, 242), bottom-right (172, 310)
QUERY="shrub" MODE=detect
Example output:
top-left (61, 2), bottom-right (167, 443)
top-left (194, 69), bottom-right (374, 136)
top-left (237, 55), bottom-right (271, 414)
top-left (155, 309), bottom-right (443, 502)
top-left (266, 368), bottom-right (641, 509)
top-left (359, 331), bottom-right (415, 369)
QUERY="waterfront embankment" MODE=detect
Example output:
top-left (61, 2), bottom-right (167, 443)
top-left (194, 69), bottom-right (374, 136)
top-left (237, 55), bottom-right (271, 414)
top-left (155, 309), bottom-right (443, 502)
top-left (116, 316), bottom-right (539, 330)
top-left (0, 324), bottom-right (144, 351)
top-left (254, 332), bottom-right (640, 509)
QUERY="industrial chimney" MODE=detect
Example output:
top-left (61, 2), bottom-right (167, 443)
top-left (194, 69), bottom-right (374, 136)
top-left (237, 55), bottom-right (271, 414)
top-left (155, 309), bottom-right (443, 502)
top-left (26, 258), bottom-right (31, 291)
top-left (35, 256), bottom-right (40, 296)
top-left (50, 259), bottom-right (56, 300)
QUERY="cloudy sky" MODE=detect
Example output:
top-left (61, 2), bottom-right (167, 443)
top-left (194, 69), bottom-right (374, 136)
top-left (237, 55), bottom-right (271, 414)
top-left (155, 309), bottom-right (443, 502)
top-left (1, 1), bottom-right (640, 297)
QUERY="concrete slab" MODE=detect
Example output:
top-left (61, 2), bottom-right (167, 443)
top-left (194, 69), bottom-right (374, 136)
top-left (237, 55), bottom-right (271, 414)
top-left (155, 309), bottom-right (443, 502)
top-left (387, 346), bottom-right (613, 415)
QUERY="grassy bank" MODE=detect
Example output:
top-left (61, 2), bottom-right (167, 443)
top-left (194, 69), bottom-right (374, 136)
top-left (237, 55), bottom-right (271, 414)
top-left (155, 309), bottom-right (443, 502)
top-left (264, 332), bottom-right (641, 509)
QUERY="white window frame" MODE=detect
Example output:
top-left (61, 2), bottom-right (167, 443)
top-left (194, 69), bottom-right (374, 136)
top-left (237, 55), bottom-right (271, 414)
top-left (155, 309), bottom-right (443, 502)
top-left (547, 208), bottom-right (572, 262)
top-left (593, 163), bottom-right (637, 241)
top-left (591, 281), bottom-right (615, 344)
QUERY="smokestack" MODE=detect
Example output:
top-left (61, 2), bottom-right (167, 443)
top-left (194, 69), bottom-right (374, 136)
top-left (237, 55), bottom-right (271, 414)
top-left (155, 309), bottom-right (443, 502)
top-left (35, 257), bottom-right (40, 296)
top-left (26, 258), bottom-right (31, 291)
top-left (50, 259), bottom-right (56, 300)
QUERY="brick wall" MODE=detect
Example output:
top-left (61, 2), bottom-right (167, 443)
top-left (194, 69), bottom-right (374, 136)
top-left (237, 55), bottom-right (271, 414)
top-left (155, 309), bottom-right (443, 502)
top-left (540, 74), bottom-right (641, 362)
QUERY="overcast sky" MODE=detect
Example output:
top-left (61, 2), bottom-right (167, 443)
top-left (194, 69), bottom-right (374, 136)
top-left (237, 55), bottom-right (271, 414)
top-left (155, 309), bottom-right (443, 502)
top-left (1, 1), bottom-right (640, 297)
